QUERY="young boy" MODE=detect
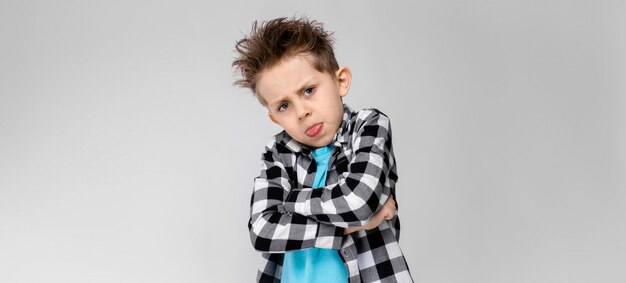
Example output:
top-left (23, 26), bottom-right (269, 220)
top-left (233, 17), bottom-right (413, 283)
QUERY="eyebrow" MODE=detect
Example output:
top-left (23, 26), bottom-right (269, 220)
top-left (296, 76), bottom-right (317, 93)
top-left (267, 94), bottom-right (287, 109)
top-left (268, 77), bottom-right (316, 109)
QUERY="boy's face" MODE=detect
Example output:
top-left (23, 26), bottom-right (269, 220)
top-left (256, 54), bottom-right (351, 148)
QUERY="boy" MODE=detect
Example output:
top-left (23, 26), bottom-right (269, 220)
top-left (233, 17), bottom-right (413, 283)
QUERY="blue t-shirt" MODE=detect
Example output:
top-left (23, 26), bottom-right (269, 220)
top-left (282, 144), bottom-right (348, 283)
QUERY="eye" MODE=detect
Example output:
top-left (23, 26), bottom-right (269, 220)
top-left (303, 87), bottom-right (315, 96)
top-left (278, 102), bottom-right (289, 112)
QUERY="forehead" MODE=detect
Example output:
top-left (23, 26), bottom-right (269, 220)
top-left (256, 55), bottom-right (324, 99)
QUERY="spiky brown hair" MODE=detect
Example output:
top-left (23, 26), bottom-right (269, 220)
top-left (232, 17), bottom-right (340, 105)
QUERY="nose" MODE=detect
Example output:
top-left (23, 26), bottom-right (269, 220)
top-left (295, 102), bottom-right (311, 120)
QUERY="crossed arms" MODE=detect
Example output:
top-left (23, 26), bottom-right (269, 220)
top-left (248, 110), bottom-right (398, 253)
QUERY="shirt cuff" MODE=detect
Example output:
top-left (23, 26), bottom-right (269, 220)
top-left (314, 223), bottom-right (344, 250)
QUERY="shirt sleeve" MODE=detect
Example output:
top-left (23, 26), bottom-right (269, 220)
top-left (248, 143), bottom-right (344, 253)
top-left (282, 110), bottom-right (398, 227)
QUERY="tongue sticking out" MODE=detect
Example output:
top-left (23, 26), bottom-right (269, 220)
top-left (306, 123), bottom-right (323, 137)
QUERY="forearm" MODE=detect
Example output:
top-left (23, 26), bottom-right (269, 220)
top-left (283, 111), bottom-right (398, 227)
top-left (249, 206), bottom-right (343, 253)
top-left (249, 177), bottom-right (344, 253)
top-left (284, 177), bottom-right (393, 227)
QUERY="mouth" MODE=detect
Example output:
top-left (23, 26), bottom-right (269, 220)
top-left (305, 122), bottom-right (323, 137)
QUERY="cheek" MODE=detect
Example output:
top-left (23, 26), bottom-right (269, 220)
top-left (284, 121), bottom-right (300, 134)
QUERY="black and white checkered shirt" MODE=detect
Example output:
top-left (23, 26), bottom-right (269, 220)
top-left (249, 104), bottom-right (413, 283)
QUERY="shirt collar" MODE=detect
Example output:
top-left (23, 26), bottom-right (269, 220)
top-left (275, 103), bottom-right (354, 155)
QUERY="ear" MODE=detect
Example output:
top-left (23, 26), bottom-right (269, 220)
top-left (335, 66), bottom-right (352, 98)
top-left (268, 112), bottom-right (281, 126)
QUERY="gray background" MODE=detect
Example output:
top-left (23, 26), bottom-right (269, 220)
top-left (1, 0), bottom-right (624, 282)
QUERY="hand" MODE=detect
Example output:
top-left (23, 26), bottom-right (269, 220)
top-left (343, 195), bottom-right (396, 235)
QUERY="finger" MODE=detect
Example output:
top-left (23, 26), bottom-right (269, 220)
top-left (384, 196), bottom-right (395, 205)
top-left (385, 199), bottom-right (396, 209)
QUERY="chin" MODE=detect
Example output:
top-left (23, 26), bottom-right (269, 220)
top-left (313, 137), bottom-right (333, 148)
top-left (298, 138), bottom-right (322, 148)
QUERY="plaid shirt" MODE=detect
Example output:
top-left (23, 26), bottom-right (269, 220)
top-left (249, 104), bottom-right (413, 283)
